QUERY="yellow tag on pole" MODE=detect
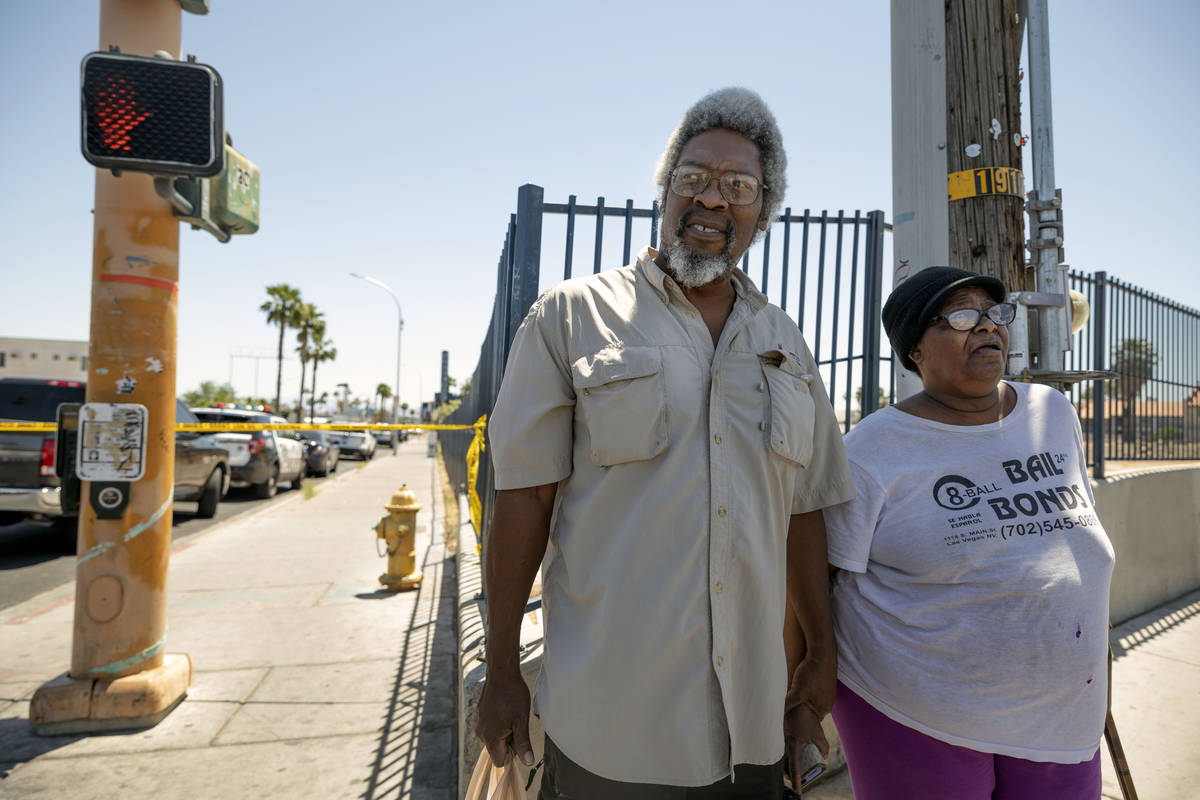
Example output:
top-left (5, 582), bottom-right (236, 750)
top-left (948, 166), bottom-right (1024, 201)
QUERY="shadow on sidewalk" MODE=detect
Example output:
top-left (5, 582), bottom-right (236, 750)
top-left (0, 717), bottom-right (83, 780)
top-left (356, 588), bottom-right (400, 600)
top-left (361, 534), bottom-right (458, 799)
top-left (1111, 593), bottom-right (1200, 660)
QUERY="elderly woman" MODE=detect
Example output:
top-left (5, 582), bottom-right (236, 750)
top-left (823, 267), bottom-right (1113, 799)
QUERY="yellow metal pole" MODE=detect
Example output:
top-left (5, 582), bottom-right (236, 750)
top-left (29, 0), bottom-right (191, 734)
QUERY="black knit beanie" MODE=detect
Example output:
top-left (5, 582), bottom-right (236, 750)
top-left (882, 267), bottom-right (1007, 371)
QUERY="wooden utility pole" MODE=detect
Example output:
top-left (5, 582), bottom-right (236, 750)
top-left (944, 0), bottom-right (1031, 292)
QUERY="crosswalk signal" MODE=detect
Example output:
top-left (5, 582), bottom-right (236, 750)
top-left (81, 51), bottom-right (224, 177)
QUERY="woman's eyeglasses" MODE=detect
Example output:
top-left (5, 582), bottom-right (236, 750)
top-left (928, 302), bottom-right (1017, 331)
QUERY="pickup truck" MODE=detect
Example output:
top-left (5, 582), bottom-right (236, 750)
top-left (0, 377), bottom-right (230, 528)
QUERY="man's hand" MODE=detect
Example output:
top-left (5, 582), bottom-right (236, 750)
top-left (783, 654), bottom-right (834, 790)
top-left (475, 669), bottom-right (535, 768)
top-left (783, 702), bottom-right (828, 793)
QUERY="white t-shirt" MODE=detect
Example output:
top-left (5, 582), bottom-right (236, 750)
top-left (825, 381), bottom-right (1114, 763)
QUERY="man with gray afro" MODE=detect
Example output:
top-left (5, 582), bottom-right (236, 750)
top-left (655, 86), bottom-right (788, 234)
top-left (479, 87), bottom-right (853, 798)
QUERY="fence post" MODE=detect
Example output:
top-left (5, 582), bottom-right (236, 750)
top-left (1093, 270), bottom-right (1107, 480)
top-left (861, 210), bottom-right (886, 417)
top-left (508, 184), bottom-right (545, 355)
top-left (496, 217), bottom-right (515, 375)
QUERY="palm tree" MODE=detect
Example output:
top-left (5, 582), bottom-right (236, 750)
top-left (294, 304), bottom-right (325, 422)
top-left (260, 284), bottom-right (303, 414)
top-left (1113, 338), bottom-right (1158, 443)
top-left (376, 383), bottom-right (392, 422)
top-left (309, 331), bottom-right (337, 423)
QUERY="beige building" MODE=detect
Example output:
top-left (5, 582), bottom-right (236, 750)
top-left (0, 337), bottom-right (88, 380)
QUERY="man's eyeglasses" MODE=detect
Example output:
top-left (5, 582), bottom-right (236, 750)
top-left (928, 302), bottom-right (1017, 331)
top-left (670, 166), bottom-right (765, 206)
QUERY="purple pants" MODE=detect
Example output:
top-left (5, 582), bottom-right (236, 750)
top-left (832, 681), bottom-right (1101, 800)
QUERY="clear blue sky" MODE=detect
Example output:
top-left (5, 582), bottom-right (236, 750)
top-left (2, 1), bottom-right (1196, 412)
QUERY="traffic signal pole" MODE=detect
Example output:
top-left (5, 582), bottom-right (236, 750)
top-left (29, 0), bottom-right (191, 734)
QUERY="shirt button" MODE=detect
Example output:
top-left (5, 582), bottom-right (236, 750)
top-left (755, 382), bottom-right (764, 392)
top-left (717, 655), bottom-right (724, 667)
top-left (582, 388), bottom-right (590, 395)
top-left (713, 434), bottom-right (722, 444)
top-left (717, 507), bottom-right (727, 517)
top-left (715, 582), bottom-right (723, 594)
top-left (758, 421), bottom-right (765, 430)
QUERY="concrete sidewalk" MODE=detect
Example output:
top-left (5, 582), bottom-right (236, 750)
top-left (806, 587), bottom-right (1200, 799)
top-left (0, 437), bottom-right (457, 799)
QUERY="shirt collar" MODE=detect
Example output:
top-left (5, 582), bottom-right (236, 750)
top-left (637, 246), bottom-right (768, 313)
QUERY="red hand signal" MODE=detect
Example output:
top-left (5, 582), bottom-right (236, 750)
top-left (94, 77), bottom-right (149, 152)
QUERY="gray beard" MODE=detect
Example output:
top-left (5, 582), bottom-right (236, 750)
top-left (664, 243), bottom-right (729, 288)
top-left (664, 220), bottom-right (738, 288)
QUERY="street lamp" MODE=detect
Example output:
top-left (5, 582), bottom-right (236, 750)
top-left (349, 272), bottom-right (403, 425)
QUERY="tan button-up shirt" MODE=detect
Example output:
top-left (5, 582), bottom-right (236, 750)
top-left (490, 247), bottom-right (854, 785)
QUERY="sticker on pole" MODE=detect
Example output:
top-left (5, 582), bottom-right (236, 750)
top-left (947, 166), bottom-right (1024, 201)
top-left (76, 403), bottom-right (148, 481)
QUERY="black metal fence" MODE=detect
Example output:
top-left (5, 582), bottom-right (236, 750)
top-left (442, 183), bottom-right (887, 550)
top-left (1065, 270), bottom-right (1200, 478)
top-left (443, 184), bottom-right (1200, 548)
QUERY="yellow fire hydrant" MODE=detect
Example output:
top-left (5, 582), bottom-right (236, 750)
top-left (375, 485), bottom-right (423, 591)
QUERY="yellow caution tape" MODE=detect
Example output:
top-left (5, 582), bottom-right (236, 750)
top-left (0, 421), bottom-right (477, 433)
top-left (1, 417), bottom-right (492, 548)
top-left (0, 421), bottom-right (57, 432)
top-left (948, 166), bottom-right (1024, 201)
top-left (175, 422), bottom-right (475, 432)
top-left (464, 414), bottom-right (487, 547)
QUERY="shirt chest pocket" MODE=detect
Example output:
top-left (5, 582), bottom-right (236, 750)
top-left (571, 345), bottom-right (668, 467)
top-left (759, 349), bottom-right (816, 467)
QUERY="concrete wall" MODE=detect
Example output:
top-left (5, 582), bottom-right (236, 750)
top-left (456, 466), bottom-right (1200, 797)
top-left (1096, 465), bottom-right (1200, 624)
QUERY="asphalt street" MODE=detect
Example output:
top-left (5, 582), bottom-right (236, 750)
top-left (0, 462), bottom-right (362, 611)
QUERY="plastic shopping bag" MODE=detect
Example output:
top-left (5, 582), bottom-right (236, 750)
top-left (465, 749), bottom-right (525, 800)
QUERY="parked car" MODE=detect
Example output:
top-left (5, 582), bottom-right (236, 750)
top-left (0, 378), bottom-right (230, 529)
top-left (189, 407), bottom-right (305, 498)
top-left (328, 426), bottom-right (376, 460)
top-left (298, 429), bottom-right (339, 476)
top-left (371, 427), bottom-right (404, 451)
top-left (173, 401), bottom-right (232, 517)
